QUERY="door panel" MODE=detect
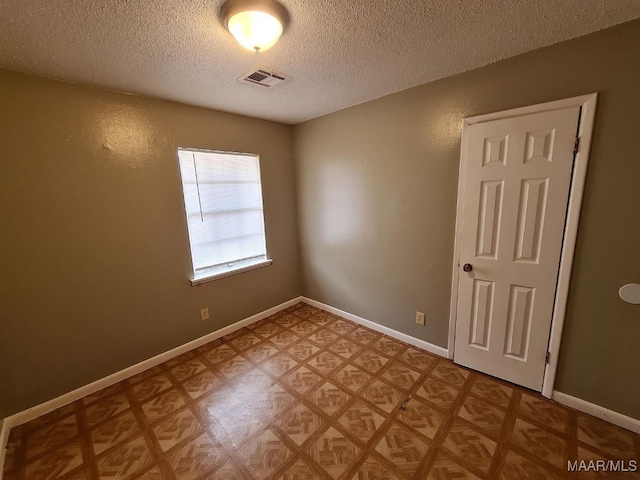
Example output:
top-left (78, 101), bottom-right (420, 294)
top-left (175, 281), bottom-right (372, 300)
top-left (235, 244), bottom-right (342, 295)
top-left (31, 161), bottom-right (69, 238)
top-left (514, 178), bottom-right (548, 263)
top-left (469, 279), bottom-right (494, 349)
top-left (476, 180), bottom-right (503, 259)
top-left (454, 106), bottom-right (580, 391)
top-left (504, 284), bottom-right (534, 360)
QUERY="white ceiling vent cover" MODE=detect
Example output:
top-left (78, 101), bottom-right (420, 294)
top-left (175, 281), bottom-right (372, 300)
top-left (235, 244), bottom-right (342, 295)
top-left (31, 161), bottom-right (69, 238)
top-left (238, 67), bottom-right (290, 88)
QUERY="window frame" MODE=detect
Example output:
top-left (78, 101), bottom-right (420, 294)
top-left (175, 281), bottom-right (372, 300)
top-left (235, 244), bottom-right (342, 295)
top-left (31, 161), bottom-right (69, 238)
top-left (176, 147), bottom-right (272, 286)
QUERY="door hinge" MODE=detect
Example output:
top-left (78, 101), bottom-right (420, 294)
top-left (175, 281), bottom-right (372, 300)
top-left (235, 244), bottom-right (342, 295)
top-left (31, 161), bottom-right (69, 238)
top-left (573, 137), bottom-right (580, 155)
top-left (545, 351), bottom-right (550, 364)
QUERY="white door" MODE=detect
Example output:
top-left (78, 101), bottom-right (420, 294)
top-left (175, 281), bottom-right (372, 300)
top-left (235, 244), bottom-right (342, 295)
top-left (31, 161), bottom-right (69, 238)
top-left (453, 106), bottom-right (580, 391)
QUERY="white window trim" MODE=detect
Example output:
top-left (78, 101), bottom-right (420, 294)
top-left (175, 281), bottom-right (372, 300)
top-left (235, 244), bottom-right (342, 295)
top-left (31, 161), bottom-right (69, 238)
top-left (190, 257), bottom-right (273, 286)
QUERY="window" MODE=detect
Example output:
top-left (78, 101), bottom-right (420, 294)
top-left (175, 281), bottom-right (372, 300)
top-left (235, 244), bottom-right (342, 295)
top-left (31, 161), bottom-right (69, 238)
top-left (177, 148), bottom-right (271, 285)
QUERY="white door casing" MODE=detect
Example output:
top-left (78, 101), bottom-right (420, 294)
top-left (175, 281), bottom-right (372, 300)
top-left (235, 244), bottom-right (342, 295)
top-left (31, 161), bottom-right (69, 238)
top-left (451, 100), bottom-right (591, 392)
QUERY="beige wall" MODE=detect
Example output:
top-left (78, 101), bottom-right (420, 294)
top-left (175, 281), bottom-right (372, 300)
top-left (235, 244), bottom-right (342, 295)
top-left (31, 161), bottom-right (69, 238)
top-left (0, 70), bottom-right (301, 418)
top-left (295, 20), bottom-right (640, 419)
top-left (2, 20), bottom-right (639, 422)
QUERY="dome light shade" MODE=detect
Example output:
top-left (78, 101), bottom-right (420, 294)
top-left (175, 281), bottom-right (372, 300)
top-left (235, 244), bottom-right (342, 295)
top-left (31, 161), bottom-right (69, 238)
top-left (228, 10), bottom-right (282, 52)
top-left (221, 0), bottom-right (289, 52)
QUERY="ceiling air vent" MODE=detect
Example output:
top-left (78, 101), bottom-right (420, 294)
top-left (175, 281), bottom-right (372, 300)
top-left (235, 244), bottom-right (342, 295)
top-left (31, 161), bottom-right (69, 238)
top-left (238, 67), bottom-right (290, 88)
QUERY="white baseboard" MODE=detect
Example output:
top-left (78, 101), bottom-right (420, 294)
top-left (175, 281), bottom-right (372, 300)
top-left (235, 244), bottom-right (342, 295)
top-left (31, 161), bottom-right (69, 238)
top-left (2, 296), bottom-right (303, 435)
top-left (301, 297), bottom-right (449, 358)
top-left (552, 391), bottom-right (640, 434)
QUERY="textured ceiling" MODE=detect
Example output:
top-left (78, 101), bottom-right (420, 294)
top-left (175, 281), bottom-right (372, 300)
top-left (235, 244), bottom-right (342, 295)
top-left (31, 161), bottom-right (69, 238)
top-left (1, 1), bottom-right (639, 124)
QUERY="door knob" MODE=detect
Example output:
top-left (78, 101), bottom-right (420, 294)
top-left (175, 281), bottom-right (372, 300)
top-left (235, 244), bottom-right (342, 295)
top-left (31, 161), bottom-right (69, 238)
top-left (463, 263), bottom-right (473, 272)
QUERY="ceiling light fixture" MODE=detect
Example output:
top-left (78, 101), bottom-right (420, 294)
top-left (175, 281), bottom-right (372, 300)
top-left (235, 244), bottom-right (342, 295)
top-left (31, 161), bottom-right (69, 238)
top-left (220, 0), bottom-right (289, 53)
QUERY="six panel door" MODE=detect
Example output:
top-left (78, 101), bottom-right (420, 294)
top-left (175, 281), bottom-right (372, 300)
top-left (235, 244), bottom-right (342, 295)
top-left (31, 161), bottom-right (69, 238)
top-left (454, 106), bottom-right (580, 391)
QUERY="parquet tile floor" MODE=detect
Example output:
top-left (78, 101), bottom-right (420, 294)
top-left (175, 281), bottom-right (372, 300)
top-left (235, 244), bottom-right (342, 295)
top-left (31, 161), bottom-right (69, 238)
top-left (4, 302), bottom-right (639, 479)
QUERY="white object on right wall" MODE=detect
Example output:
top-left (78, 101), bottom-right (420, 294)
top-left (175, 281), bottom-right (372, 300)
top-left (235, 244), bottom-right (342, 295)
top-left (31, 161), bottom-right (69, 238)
top-left (619, 284), bottom-right (640, 304)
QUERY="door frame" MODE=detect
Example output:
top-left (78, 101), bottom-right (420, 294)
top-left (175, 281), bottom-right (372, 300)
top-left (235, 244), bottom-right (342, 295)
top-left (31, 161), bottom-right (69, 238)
top-left (447, 93), bottom-right (598, 398)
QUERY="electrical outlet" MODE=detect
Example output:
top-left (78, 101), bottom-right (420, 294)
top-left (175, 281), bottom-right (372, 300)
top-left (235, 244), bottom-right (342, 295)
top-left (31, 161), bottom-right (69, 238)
top-left (200, 308), bottom-right (209, 321)
top-left (416, 311), bottom-right (425, 326)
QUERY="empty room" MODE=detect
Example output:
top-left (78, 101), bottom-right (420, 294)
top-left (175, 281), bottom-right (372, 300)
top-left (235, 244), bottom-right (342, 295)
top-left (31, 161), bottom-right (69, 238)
top-left (1, 1), bottom-right (639, 479)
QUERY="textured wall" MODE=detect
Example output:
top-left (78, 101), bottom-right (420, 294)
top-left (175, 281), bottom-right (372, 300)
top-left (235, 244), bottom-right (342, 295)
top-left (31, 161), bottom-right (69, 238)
top-left (2, 19), bottom-right (639, 422)
top-left (295, 20), bottom-right (640, 419)
top-left (0, 71), bottom-right (301, 417)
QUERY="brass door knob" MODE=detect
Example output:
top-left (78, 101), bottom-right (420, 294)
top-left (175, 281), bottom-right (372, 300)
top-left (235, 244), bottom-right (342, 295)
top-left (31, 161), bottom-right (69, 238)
top-left (463, 263), bottom-right (473, 272)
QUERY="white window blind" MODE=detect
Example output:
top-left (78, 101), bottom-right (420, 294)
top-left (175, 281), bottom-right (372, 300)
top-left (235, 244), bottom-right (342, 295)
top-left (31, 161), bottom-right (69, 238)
top-left (177, 148), bottom-right (268, 280)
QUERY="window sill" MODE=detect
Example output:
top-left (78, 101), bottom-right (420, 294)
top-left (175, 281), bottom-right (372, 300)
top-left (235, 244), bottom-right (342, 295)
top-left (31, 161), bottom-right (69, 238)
top-left (190, 259), bottom-right (273, 286)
